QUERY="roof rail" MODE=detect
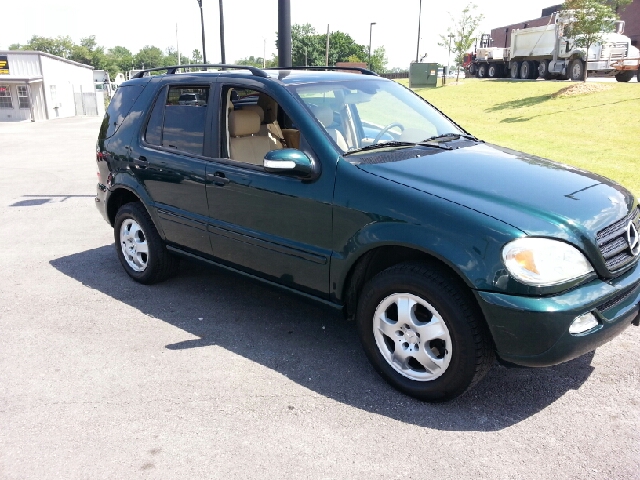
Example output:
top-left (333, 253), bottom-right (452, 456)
top-left (133, 64), bottom-right (268, 79)
top-left (265, 66), bottom-right (378, 76)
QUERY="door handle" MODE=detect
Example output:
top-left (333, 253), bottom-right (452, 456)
top-left (211, 172), bottom-right (230, 186)
top-left (132, 156), bottom-right (148, 169)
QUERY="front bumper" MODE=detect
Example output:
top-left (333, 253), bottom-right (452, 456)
top-left (476, 260), bottom-right (640, 367)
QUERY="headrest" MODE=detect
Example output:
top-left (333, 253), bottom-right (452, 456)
top-left (241, 105), bottom-right (265, 123)
top-left (257, 94), bottom-right (278, 123)
top-left (309, 104), bottom-right (334, 127)
top-left (229, 110), bottom-right (260, 137)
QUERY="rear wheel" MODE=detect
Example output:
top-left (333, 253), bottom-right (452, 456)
top-left (468, 63), bottom-right (477, 76)
top-left (615, 70), bottom-right (635, 82)
top-left (477, 64), bottom-right (487, 78)
top-left (356, 263), bottom-right (495, 402)
top-left (510, 61), bottom-right (521, 79)
top-left (520, 61), bottom-right (535, 79)
top-left (488, 64), bottom-right (498, 78)
top-left (114, 202), bottom-right (179, 284)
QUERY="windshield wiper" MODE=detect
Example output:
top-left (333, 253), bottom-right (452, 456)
top-left (420, 132), bottom-right (480, 143)
top-left (344, 141), bottom-right (417, 156)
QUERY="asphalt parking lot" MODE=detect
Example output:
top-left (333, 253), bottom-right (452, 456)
top-left (1, 117), bottom-right (638, 479)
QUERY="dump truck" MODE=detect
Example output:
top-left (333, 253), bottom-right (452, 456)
top-left (467, 11), bottom-right (639, 81)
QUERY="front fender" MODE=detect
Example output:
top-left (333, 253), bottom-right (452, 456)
top-left (330, 160), bottom-right (523, 302)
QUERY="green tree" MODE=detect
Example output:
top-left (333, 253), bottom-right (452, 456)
top-left (17, 35), bottom-right (74, 58)
top-left (369, 46), bottom-right (388, 73)
top-left (438, 3), bottom-right (484, 82)
top-left (134, 45), bottom-right (164, 69)
top-left (564, 0), bottom-right (616, 81)
top-left (107, 46), bottom-right (134, 75)
top-left (191, 49), bottom-right (203, 65)
top-left (605, 0), bottom-right (632, 13)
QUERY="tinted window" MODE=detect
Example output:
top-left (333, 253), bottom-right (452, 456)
top-left (150, 86), bottom-right (209, 156)
top-left (144, 87), bottom-right (166, 146)
top-left (101, 84), bottom-right (145, 139)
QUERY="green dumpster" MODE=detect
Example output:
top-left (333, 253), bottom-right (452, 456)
top-left (409, 63), bottom-right (439, 88)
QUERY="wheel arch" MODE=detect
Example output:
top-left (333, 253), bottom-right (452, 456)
top-left (340, 243), bottom-right (479, 322)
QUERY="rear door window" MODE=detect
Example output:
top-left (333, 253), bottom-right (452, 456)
top-left (144, 85), bottom-right (210, 156)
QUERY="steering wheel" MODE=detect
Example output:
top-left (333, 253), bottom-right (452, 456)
top-left (373, 122), bottom-right (405, 144)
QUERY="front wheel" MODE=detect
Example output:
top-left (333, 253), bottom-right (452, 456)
top-left (615, 70), bottom-right (635, 82)
top-left (114, 202), bottom-right (178, 284)
top-left (356, 263), bottom-right (495, 402)
top-left (570, 59), bottom-right (586, 81)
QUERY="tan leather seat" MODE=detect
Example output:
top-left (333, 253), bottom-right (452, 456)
top-left (309, 104), bottom-right (348, 151)
top-left (229, 110), bottom-right (275, 165)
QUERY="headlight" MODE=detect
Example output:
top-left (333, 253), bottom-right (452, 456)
top-left (502, 238), bottom-right (594, 286)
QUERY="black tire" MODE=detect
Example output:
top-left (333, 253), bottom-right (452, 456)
top-left (570, 59), bottom-right (586, 81)
top-left (488, 64), bottom-right (498, 78)
top-left (539, 60), bottom-right (555, 80)
top-left (529, 61), bottom-right (540, 79)
top-left (468, 63), bottom-right (477, 76)
top-left (520, 61), bottom-right (535, 80)
top-left (356, 262), bottom-right (495, 402)
top-left (510, 61), bottom-right (520, 79)
top-left (114, 202), bottom-right (179, 284)
top-left (637, 69), bottom-right (640, 83)
top-left (615, 70), bottom-right (635, 83)
top-left (477, 64), bottom-right (487, 78)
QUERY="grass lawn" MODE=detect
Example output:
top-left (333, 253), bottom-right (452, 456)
top-left (402, 78), bottom-right (640, 196)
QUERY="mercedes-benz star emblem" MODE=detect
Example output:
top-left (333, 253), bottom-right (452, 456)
top-left (626, 221), bottom-right (640, 256)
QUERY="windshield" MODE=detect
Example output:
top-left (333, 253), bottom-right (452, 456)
top-left (287, 78), bottom-right (461, 153)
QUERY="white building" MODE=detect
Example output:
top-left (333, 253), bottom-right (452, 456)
top-left (0, 50), bottom-right (104, 122)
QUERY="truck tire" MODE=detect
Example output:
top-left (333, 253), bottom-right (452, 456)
top-left (570, 59), bottom-right (586, 81)
top-left (488, 64), bottom-right (498, 78)
top-left (477, 64), bottom-right (487, 78)
top-left (469, 63), bottom-right (477, 76)
top-left (510, 62), bottom-right (520, 79)
top-left (520, 61), bottom-right (535, 80)
top-left (637, 70), bottom-right (640, 83)
top-left (539, 60), bottom-right (555, 80)
top-left (615, 70), bottom-right (635, 82)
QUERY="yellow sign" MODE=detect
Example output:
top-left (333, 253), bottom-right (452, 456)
top-left (0, 56), bottom-right (9, 75)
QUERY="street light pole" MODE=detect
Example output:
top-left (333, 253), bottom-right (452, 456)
top-left (197, 0), bottom-right (207, 64)
top-left (368, 22), bottom-right (376, 71)
top-left (445, 33), bottom-right (454, 86)
top-left (416, 0), bottom-right (422, 63)
top-left (219, 0), bottom-right (226, 64)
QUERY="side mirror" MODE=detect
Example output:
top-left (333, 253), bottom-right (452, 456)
top-left (263, 148), bottom-right (319, 180)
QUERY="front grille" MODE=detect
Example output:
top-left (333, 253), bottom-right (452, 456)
top-left (596, 281), bottom-right (639, 312)
top-left (596, 207), bottom-right (640, 273)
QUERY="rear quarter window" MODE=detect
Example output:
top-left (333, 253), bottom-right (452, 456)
top-left (99, 84), bottom-right (145, 139)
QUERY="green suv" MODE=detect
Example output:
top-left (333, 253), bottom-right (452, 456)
top-left (95, 65), bottom-right (640, 401)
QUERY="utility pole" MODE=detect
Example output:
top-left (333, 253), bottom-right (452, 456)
top-left (445, 33), bottom-right (454, 86)
top-left (325, 24), bottom-right (330, 66)
top-left (368, 22), bottom-right (376, 71)
top-left (415, 0), bottom-right (422, 63)
top-left (197, 0), bottom-right (207, 64)
top-left (219, 0), bottom-right (226, 64)
top-left (176, 24), bottom-right (180, 65)
top-left (263, 38), bottom-right (266, 68)
top-left (278, 0), bottom-right (292, 67)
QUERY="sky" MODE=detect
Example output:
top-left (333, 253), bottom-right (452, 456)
top-left (1, 0), bottom-right (559, 68)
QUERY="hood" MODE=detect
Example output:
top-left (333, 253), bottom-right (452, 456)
top-left (356, 143), bottom-right (634, 241)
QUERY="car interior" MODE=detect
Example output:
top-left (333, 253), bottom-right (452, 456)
top-left (223, 87), bottom-right (301, 165)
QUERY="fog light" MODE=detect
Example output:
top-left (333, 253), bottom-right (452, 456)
top-left (569, 312), bottom-right (599, 335)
